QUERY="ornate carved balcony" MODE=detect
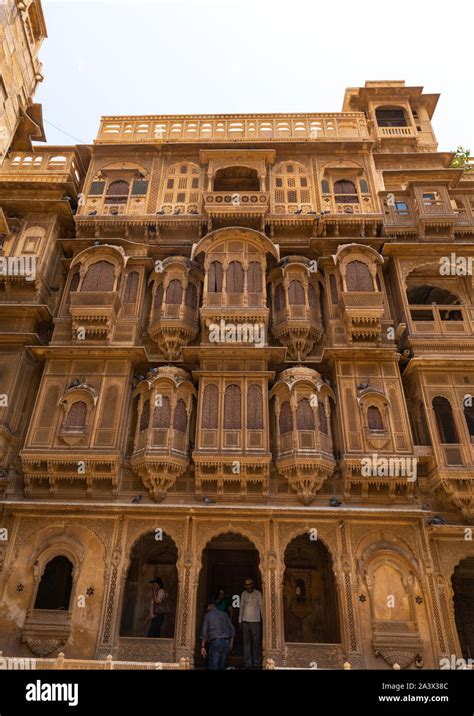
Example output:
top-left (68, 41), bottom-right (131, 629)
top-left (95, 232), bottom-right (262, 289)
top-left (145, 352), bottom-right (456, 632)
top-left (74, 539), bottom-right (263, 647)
top-left (69, 291), bottom-right (121, 340)
top-left (341, 291), bottom-right (384, 342)
top-left (20, 453), bottom-right (122, 496)
top-left (130, 368), bottom-right (195, 502)
top-left (148, 258), bottom-right (202, 359)
top-left (0, 149), bottom-right (85, 194)
top-left (271, 367), bottom-right (336, 504)
top-left (270, 257), bottom-right (324, 360)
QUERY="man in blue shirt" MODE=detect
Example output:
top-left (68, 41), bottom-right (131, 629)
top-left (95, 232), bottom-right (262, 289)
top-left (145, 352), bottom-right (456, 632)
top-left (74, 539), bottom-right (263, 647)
top-left (200, 597), bottom-right (235, 670)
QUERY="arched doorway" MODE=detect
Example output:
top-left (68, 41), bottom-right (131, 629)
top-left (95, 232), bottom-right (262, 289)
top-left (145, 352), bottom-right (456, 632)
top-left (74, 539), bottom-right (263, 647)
top-left (452, 557), bottom-right (474, 659)
top-left (195, 532), bottom-right (261, 668)
top-left (120, 532), bottom-right (178, 638)
top-left (283, 534), bottom-right (340, 644)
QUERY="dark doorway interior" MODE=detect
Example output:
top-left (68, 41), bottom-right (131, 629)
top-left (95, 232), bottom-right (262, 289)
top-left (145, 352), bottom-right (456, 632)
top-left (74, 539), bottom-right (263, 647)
top-left (283, 534), bottom-right (340, 644)
top-left (452, 557), bottom-right (474, 660)
top-left (120, 532), bottom-right (178, 638)
top-left (195, 532), bottom-right (260, 668)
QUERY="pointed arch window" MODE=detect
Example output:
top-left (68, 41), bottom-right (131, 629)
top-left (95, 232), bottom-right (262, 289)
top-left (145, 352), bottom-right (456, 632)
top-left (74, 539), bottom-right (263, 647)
top-left (154, 282), bottom-right (164, 309)
top-left (367, 406), bottom-right (384, 431)
top-left (288, 280), bottom-right (305, 305)
top-left (345, 261), bottom-right (374, 292)
top-left (153, 396), bottom-right (170, 429)
top-left (173, 399), bottom-right (188, 433)
top-left (64, 401), bottom-right (87, 430)
top-left (226, 261), bottom-right (244, 293)
top-left (224, 385), bottom-right (241, 429)
top-left (105, 180), bottom-right (130, 205)
top-left (296, 398), bottom-right (314, 430)
top-left (433, 396), bottom-right (459, 444)
top-left (247, 385), bottom-right (263, 430)
top-left (81, 261), bottom-right (115, 292)
top-left (208, 261), bottom-right (223, 293)
top-left (140, 399), bottom-right (150, 432)
top-left (202, 384), bottom-right (218, 429)
top-left (279, 401), bottom-right (293, 434)
top-left (274, 283), bottom-right (286, 311)
top-left (334, 180), bottom-right (358, 204)
top-left (123, 272), bottom-right (139, 304)
top-left (166, 279), bottom-right (183, 305)
top-left (185, 282), bottom-right (198, 308)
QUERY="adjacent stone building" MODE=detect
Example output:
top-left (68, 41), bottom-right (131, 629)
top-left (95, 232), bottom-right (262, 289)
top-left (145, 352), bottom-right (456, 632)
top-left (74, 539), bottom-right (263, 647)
top-left (0, 77), bottom-right (473, 668)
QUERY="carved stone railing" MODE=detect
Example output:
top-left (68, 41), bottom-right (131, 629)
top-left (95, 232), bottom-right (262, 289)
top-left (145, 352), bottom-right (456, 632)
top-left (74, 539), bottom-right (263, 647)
top-left (0, 150), bottom-right (83, 190)
top-left (408, 304), bottom-right (472, 337)
top-left (377, 126), bottom-right (417, 138)
top-left (96, 113), bottom-right (370, 144)
top-left (204, 191), bottom-right (269, 215)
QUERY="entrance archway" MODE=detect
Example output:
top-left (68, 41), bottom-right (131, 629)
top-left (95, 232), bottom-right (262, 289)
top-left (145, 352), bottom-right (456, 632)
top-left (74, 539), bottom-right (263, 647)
top-left (120, 532), bottom-right (178, 638)
top-left (283, 534), bottom-right (340, 644)
top-left (195, 532), bottom-right (261, 667)
top-left (452, 557), bottom-right (474, 659)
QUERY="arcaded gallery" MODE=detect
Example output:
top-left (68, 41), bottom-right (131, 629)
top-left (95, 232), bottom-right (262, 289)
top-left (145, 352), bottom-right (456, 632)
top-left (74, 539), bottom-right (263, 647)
top-left (0, 2), bottom-right (473, 670)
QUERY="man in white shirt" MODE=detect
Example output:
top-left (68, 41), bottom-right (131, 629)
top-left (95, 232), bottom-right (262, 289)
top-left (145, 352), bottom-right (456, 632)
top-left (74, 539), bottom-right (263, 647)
top-left (239, 577), bottom-right (263, 669)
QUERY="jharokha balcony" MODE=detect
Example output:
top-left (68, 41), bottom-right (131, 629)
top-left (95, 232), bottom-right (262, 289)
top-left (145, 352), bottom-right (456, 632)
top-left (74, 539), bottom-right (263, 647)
top-left (147, 257), bottom-right (203, 360)
top-left (0, 149), bottom-right (86, 196)
top-left (270, 257), bottom-right (324, 361)
top-left (271, 368), bottom-right (336, 504)
top-left (130, 368), bottom-right (196, 502)
top-left (69, 291), bottom-right (121, 340)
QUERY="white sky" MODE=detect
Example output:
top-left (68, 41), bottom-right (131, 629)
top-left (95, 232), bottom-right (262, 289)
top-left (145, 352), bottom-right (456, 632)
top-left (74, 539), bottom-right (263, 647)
top-left (35, 0), bottom-right (474, 152)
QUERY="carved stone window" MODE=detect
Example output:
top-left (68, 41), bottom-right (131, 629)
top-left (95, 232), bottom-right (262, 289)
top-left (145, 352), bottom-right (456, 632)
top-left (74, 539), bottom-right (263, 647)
top-left (226, 261), bottom-right (244, 294)
top-left (123, 271), bottom-right (139, 304)
top-left (247, 262), bottom-right (262, 293)
top-left (247, 385), bottom-right (263, 430)
top-left (173, 399), bottom-right (188, 433)
top-left (208, 261), bottom-right (223, 293)
top-left (66, 272), bottom-right (80, 304)
top-left (224, 384), bottom-right (241, 429)
top-left (464, 404), bottom-right (474, 441)
top-left (275, 283), bottom-right (286, 311)
top-left (345, 260), bottom-right (373, 292)
top-left (34, 556), bottom-right (73, 611)
top-left (334, 180), bottom-right (358, 204)
top-left (318, 402), bottom-right (328, 435)
top-left (433, 396), bottom-right (459, 444)
top-left (140, 399), bottom-right (150, 432)
top-left (288, 280), bottom-right (305, 305)
top-left (81, 261), bottom-right (115, 292)
top-left (329, 274), bottom-right (338, 304)
top-left (185, 283), bottom-right (197, 308)
top-left (153, 396), bottom-right (170, 428)
top-left (202, 384), bottom-right (218, 429)
top-left (166, 279), bottom-right (183, 305)
top-left (367, 405), bottom-right (384, 431)
top-left (375, 106), bottom-right (408, 128)
top-left (279, 401), bottom-right (293, 434)
top-left (64, 401), bottom-right (87, 430)
top-left (296, 398), bottom-right (314, 430)
top-left (154, 283), bottom-right (164, 309)
top-left (308, 284), bottom-right (318, 309)
top-left (105, 180), bottom-right (129, 205)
